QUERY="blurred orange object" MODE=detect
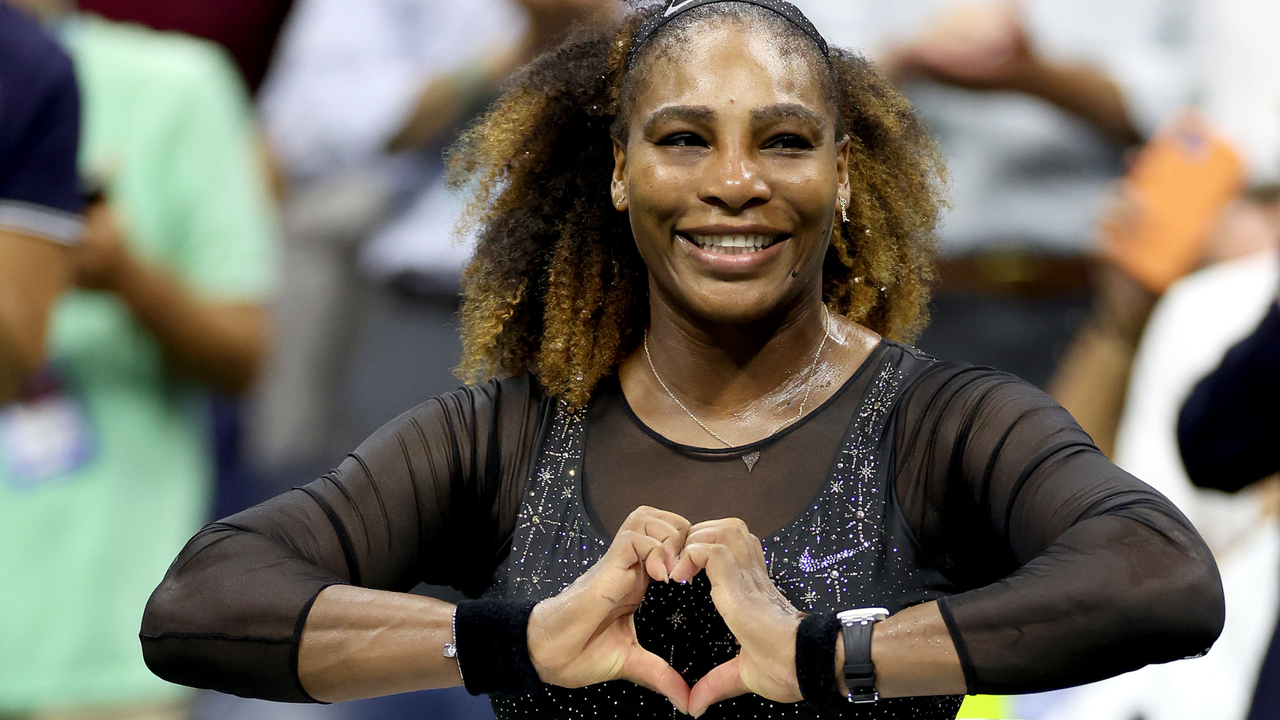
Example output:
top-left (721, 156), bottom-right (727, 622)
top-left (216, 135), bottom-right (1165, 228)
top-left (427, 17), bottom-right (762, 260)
top-left (1098, 110), bottom-right (1245, 293)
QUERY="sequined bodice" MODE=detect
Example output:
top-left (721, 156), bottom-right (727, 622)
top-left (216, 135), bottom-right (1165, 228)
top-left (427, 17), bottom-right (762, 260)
top-left (484, 355), bottom-right (964, 719)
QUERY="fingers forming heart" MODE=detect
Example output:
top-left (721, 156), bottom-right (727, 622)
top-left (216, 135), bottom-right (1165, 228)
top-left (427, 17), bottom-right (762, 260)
top-left (528, 506), bottom-right (694, 713)
top-left (670, 519), bottom-right (805, 718)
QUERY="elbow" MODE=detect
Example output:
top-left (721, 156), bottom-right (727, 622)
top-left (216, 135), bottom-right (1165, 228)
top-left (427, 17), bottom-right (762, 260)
top-left (1182, 556), bottom-right (1226, 653)
top-left (1146, 549), bottom-right (1225, 660)
top-left (139, 575), bottom-right (192, 685)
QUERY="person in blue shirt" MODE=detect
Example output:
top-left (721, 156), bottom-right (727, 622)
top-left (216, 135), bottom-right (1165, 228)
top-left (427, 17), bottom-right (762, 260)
top-left (0, 1), bottom-right (84, 403)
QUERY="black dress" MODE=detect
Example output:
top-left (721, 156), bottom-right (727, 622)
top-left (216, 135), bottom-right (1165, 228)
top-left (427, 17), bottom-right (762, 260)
top-left (140, 340), bottom-right (1224, 718)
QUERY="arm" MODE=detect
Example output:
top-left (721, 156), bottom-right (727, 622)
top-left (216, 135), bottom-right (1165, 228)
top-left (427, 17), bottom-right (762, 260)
top-left (1178, 300), bottom-right (1280, 492)
top-left (386, 0), bottom-right (616, 154)
top-left (142, 379), bottom-right (544, 700)
top-left (882, 4), bottom-right (1140, 144)
top-left (896, 365), bottom-right (1223, 694)
top-left (0, 230), bottom-right (70, 402)
top-left (72, 203), bottom-right (266, 394)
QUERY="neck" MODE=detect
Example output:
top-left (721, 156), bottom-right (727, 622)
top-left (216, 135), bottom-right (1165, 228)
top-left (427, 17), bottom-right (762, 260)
top-left (641, 287), bottom-right (829, 415)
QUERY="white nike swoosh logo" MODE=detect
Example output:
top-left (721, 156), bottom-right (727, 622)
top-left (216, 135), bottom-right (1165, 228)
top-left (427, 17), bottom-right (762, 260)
top-left (798, 548), bottom-right (858, 572)
top-left (665, 0), bottom-right (701, 17)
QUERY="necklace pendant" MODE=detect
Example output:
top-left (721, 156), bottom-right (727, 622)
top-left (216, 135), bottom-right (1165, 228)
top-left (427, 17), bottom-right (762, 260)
top-left (742, 451), bottom-right (760, 472)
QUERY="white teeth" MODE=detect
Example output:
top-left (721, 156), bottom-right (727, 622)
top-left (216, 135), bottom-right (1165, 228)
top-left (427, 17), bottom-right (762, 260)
top-left (688, 233), bottom-right (775, 254)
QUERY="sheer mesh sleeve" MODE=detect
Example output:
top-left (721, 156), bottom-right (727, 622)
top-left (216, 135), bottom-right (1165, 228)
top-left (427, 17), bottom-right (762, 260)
top-left (892, 363), bottom-right (1225, 695)
top-left (140, 376), bottom-right (550, 702)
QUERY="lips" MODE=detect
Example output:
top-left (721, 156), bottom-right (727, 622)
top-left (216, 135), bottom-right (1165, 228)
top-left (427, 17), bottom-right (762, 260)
top-left (679, 232), bottom-right (787, 255)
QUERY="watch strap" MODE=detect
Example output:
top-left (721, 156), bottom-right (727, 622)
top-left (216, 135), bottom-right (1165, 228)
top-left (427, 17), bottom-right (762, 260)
top-left (841, 616), bottom-right (877, 699)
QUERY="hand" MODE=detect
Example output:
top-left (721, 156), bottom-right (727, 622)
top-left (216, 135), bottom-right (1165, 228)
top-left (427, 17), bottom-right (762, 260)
top-left (527, 506), bottom-right (693, 713)
top-left (670, 519), bottom-right (805, 718)
top-left (72, 202), bottom-right (132, 292)
top-left (886, 3), bottom-right (1042, 92)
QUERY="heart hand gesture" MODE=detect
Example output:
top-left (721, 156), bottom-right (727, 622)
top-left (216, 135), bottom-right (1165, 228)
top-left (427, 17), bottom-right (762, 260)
top-left (527, 506), bottom-right (693, 713)
top-left (670, 519), bottom-right (806, 717)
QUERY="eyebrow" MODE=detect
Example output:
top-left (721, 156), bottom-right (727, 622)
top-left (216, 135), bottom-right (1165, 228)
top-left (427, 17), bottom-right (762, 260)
top-left (642, 103), bottom-right (829, 136)
top-left (751, 103), bottom-right (827, 131)
top-left (643, 105), bottom-right (715, 135)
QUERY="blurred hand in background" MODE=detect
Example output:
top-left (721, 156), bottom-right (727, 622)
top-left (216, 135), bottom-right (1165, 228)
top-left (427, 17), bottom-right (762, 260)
top-left (882, 1), bottom-right (1140, 144)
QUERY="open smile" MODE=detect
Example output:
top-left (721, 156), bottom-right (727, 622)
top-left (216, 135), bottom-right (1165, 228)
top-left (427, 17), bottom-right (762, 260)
top-left (676, 231), bottom-right (790, 255)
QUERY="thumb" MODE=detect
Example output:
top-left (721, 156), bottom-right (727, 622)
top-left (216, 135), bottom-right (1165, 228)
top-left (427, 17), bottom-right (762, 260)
top-left (688, 656), bottom-right (749, 718)
top-left (621, 645), bottom-right (691, 715)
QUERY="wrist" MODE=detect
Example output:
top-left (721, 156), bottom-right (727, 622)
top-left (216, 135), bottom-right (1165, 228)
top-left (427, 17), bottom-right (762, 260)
top-left (795, 613), bottom-right (844, 711)
top-left (454, 598), bottom-right (543, 696)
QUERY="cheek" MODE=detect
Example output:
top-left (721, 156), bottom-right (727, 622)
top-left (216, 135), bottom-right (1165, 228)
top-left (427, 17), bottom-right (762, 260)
top-left (629, 160), bottom-right (696, 223)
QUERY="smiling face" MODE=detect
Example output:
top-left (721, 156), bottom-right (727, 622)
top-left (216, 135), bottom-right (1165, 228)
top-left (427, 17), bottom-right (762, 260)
top-left (613, 16), bottom-right (850, 327)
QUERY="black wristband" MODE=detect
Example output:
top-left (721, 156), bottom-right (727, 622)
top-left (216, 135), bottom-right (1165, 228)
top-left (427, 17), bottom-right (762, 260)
top-left (454, 599), bottom-right (543, 696)
top-left (796, 612), bottom-right (845, 712)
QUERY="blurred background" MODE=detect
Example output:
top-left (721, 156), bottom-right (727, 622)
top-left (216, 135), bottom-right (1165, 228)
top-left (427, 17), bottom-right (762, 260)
top-left (1, 1), bottom-right (1278, 719)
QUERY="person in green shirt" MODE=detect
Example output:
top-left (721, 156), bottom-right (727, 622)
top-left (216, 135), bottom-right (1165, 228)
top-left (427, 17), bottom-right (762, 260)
top-left (0, 3), bottom-right (280, 718)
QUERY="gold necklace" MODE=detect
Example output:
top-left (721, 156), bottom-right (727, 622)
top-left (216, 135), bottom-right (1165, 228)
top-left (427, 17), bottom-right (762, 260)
top-left (643, 306), bottom-right (831, 472)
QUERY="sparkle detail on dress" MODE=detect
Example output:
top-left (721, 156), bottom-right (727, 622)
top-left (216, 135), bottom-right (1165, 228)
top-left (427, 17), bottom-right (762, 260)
top-left (484, 357), bottom-right (963, 719)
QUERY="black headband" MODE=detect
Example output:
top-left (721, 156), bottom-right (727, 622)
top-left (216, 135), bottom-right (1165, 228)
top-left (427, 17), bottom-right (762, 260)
top-left (627, 0), bottom-right (830, 70)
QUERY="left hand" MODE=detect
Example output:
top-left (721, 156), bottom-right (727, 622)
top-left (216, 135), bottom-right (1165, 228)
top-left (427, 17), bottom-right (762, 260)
top-left (72, 202), bottom-right (132, 292)
top-left (669, 519), bottom-right (805, 718)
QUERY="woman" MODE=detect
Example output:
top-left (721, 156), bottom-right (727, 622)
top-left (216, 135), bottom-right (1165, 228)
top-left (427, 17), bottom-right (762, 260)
top-left (140, 2), bottom-right (1224, 718)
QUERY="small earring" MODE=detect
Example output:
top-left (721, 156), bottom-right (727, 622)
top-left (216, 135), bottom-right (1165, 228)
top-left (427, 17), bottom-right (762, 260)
top-left (838, 197), bottom-right (849, 224)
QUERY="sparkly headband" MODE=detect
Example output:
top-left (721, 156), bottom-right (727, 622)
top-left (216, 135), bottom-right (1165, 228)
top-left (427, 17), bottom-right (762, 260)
top-left (627, 0), bottom-right (830, 69)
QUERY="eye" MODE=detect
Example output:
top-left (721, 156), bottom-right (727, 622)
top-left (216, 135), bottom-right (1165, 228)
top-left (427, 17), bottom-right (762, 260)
top-left (765, 134), bottom-right (815, 150)
top-left (656, 132), bottom-right (708, 148)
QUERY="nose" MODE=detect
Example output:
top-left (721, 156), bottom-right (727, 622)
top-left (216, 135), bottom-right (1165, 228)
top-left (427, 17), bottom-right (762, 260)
top-left (699, 145), bottom-right (771, 212)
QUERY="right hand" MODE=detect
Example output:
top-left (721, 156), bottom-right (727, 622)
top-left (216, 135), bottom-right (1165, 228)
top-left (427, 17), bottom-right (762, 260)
top-left (527, 506), bottom-right (693, 713)
top-left (71, 202), bottom-right (132, 293)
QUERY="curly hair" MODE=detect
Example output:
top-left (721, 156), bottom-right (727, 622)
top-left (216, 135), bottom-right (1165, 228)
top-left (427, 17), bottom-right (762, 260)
top-left (449, 2), bottom-right (946, 407)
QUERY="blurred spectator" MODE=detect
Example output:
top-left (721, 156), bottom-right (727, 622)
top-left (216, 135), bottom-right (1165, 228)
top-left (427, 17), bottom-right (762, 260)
top-left (250, 0), bottom-right (614, 469)
top-left (73, 0), bottom-right (294, 92)
top-left (795, 0), bottom-right (1193, 387)
top-left (1178, 258), bottom-right (1280, 720)
top-left (0, 1), bottom-right (278, 718)
top-left (0, 1), bottom-right (81, 404)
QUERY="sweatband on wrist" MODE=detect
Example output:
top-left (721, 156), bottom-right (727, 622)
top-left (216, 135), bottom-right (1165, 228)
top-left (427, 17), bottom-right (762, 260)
top-left (454, 599), bottom-right (543, 696)
top-left (796, 612), bottom-right (845, 712)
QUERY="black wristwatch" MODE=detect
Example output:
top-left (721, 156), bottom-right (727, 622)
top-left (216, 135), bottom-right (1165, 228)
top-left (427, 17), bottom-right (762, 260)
top-left (837, 607), bottom-right (889, 703)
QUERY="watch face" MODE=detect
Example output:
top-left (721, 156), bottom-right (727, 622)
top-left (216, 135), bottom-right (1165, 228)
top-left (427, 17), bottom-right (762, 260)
top-left (837, 607), bottom-right (890, 624)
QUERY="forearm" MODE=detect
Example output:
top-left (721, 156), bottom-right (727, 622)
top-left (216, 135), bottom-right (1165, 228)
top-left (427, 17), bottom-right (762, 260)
top-left (110, 255), bottom-right (267, 394)
top-left (386, 38), bottom-right (534, 154)
top-left (833, 601), bottom-right (966, 699)
top-left (941, 515), bottom-right (1221, 695)
top-left (1012, 60), bottom-right (1140, 145)
top-left (298, 585), bottom-right (462, 702)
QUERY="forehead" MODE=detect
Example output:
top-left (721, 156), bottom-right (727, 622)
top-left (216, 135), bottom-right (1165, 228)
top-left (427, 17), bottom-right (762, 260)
top-left (630, 21), bottom-right (831, 124)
